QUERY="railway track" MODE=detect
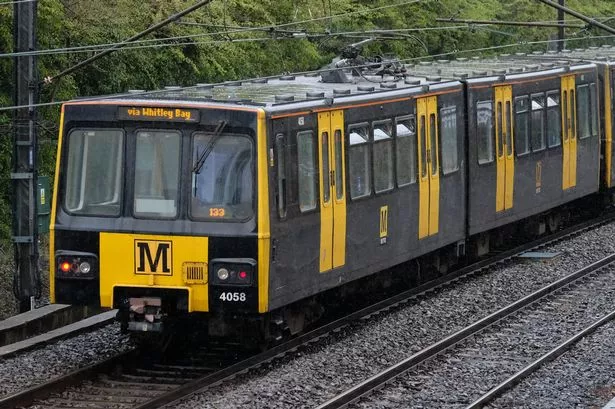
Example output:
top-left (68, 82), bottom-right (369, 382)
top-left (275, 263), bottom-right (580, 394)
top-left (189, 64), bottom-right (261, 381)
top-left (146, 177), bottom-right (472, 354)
top-left (317, 254), bottom-right (615, 409)
top-left (2, 212), bottom-right (614, 409)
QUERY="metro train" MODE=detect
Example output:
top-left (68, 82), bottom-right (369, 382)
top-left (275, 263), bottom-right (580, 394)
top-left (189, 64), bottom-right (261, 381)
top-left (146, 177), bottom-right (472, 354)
top-left (50, 46), bottom-right (615, 345)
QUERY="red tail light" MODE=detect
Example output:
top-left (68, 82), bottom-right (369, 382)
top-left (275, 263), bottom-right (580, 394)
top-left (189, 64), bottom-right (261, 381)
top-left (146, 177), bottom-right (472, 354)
top-left (60, 262), bottom-right (71, 272)
top-left (238, 271), bottom-right (248, 280)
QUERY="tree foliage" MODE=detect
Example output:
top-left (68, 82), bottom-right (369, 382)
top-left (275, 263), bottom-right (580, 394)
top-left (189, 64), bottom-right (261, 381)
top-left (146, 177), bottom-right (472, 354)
top-left (0, 0), bottom-right (613, 242)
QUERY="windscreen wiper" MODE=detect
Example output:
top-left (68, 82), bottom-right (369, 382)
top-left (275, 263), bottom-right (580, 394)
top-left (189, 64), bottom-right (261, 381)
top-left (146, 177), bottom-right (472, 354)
top-left (192, 120), bottom-right (227, 174)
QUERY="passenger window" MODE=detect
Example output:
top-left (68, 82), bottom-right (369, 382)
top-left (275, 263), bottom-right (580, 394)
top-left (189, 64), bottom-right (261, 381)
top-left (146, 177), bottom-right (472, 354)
top-left (496, 102), bottom-right (503, 158)
top-left (321, 131), bottom-right (330, 203)
top-left (531, 94), bottom-right (546, 152)
top-left (275, 134), bottom-right (286, 219)
top-left (420, 116), bottom-right (427, 176)
top-left (505, 101), bottom-right (512, 156)
top-left (334, 130), bottom-right (344, 200)
top-left (546, 92), bottom-right (561, 148)
top-left (348, 124), bottom-right (371, 199)
top-left (515, 96), bottom-right (530, 156)
top-left (297, 131), bottom-right (317, 212)
top-left (577, 84), bottom-right (591, 139)
top-left (590, 83), bottom-right (598, 137)
top-left (373, 121), bottom-right (394, 194)
top-left (570, 89), bottom-right (576, 139)
top-left (395, 116), bottom-right (417, 186)
top-left (477, 101), bottom-right (494, 164)
top-left (563, 91), bottom-right (569, 141)
top-left (440, 106), bottom-right (458, 174)
top-left (429, 114), bottom-right (438, 175)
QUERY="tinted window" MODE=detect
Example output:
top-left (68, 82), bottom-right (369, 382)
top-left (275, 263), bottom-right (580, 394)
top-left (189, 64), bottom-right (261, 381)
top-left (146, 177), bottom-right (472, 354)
top-left (275, 134), bottom-right (286, 219)
top-left (546, 92), bottom-right (561, 147)
top-left (531, 94), bottom-right (546, 151)
top-left (297, 131), bottom-right (317, 212)
top-left (477, 101), bottom-right (494, 164)
top-left (334, 130), bottom-right (344, 200)
top-left (577, 84), bottom-right (591, 139)
top-left (135, 130), bottom-right (181, 218)
top-left (191, 133), bottom-right (253, 220)
top-left (590, 83), bottom-right (598, 137)
top-left (373, 121), bottom-right (394, 193)
top-left (349, 124), bottom-right (371, 199)
top-left (64, 129), bottom-right (124, 216)
top-left (515, 96), bottom-right (530, 155)
top-left (395, 116), bottom-right (417, 186)
top-left (440, 106), bottom-right (458, 174)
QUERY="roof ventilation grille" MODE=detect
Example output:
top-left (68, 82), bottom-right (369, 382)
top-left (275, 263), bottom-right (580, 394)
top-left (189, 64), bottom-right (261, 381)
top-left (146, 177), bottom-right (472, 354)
top-left (380, 82), bottom-right (397, 89)
top-left (275, 94), bottom-right (294, 103)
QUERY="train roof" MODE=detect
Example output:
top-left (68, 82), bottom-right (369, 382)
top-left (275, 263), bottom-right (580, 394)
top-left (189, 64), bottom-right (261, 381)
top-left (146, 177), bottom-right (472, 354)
top-left (70, 47), bottom-right (603, 113)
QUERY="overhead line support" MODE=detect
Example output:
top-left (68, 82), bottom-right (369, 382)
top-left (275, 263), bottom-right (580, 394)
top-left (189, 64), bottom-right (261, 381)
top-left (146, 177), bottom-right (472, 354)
top-left (536, 0), bottom-right (615, 36)
top-left (44, 0), bottom-right (214, 85)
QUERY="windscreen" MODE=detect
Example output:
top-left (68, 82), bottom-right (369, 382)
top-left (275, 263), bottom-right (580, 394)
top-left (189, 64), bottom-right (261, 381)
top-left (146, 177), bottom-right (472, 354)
top-left (64, 129), bottom-right (124, 216)
top-left (191, 133), bottom-right (254, 221)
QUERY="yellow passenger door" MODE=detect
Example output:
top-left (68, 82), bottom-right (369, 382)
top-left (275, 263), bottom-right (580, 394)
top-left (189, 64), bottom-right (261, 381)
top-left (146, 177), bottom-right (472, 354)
top-left (318, 110), bottom-right (347, 272)
top-left (417, 96), bottom-right (440, 239)
top-left (561, 75), bottom-right (577, 190)
top-left (495, 85), bottom-right (515, 212)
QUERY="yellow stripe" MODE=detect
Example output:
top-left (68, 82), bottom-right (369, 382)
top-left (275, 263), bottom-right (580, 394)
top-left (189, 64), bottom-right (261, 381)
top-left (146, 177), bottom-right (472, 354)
top-left (49, 107), bottom-right (65, 303)
top-left (257, 110), bottom-right (270, 313)
top-left (606, 67), bottom-right (613, 188)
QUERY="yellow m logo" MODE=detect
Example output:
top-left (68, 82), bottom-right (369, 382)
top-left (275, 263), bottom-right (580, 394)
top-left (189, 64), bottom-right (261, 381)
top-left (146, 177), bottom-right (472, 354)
top-left (134, 240), bottom-right (173, 275)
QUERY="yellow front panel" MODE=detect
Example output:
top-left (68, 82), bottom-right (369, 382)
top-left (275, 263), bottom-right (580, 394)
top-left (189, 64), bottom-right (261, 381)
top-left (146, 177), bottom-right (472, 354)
top-left (331, 110), bottom-right (346, 269)
top-left (318, 112), bottom-right (333, 272)
top-left (569, 76), bottom-right (577, 188)
top-left (605, 67), bottom-right (613, 188)
top-left (495, 87), bottom-right (505, 212)
top-left (99, 233), bottom-right (208, 312)
top-left (417, 98), bottom-right (429, 239)
top-left (503, 85), bottom-right (515, 210)
top-left (426, 96), bottom-right (440, 236)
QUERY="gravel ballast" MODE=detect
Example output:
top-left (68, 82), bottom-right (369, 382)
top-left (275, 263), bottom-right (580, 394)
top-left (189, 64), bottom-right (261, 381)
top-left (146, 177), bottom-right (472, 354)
top-left (488, 320), bottom-right (615, 409)
top-left (172, 222), bottom-right (615, 409)
top-left (2, 223), bottom-right (615, 405)
top-left (0, 324), bottom-right (131, 398)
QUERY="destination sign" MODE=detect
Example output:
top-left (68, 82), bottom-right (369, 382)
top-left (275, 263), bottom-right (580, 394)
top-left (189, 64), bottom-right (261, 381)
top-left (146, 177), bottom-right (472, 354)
top-left (118, 106), bottom-right (200, 122)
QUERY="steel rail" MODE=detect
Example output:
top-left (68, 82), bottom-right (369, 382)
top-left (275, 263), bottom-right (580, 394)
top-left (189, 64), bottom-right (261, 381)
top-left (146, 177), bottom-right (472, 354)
top-left (466, 308), bottom-right (615, 408)
top-left (315, 253), bottom-right (615, 409)
top-left (3, 212), bottom-right (614, 409)
top-left (0, 350), bottom-right (137, 409)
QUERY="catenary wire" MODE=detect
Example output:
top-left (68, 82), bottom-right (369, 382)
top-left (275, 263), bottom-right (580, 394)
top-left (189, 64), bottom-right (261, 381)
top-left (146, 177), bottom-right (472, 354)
top-left (2, 32), bottom-right (614, 113)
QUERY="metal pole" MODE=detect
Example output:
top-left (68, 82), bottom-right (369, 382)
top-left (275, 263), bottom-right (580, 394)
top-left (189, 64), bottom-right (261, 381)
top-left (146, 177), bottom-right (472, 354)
top-left (536, 0), bottom-right (615, 35)
top-left (12, 0), bottom-right (39, 312)
top-left (557, 0), bottom-right (565, 52)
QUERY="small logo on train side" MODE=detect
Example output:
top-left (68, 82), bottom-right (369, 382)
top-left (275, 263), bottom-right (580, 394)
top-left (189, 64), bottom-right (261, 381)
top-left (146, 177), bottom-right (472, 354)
top-left (134, 240), bottom-right (173, 275)
top-left (380, 205), bottom-right (388, 245)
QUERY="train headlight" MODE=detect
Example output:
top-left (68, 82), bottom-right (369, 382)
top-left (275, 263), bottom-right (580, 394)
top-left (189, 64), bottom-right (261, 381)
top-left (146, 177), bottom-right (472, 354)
top-left (55, 251), bottom-right (98, 280)
top-left (217, 268), bottom-right (230, 281)
top-left (79, 262), bottom-right (91, 274)
top-left (210, 258), bottom-right (256, 286)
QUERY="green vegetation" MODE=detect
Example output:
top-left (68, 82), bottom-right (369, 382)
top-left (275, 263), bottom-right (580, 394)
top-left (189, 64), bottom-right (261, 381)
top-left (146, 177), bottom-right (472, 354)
top-left (0, 0), bottom-right (613, 312)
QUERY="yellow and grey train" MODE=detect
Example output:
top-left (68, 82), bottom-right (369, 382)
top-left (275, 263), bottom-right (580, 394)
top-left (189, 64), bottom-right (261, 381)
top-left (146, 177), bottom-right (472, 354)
top-left (50, 48), bottom-right (615, 343)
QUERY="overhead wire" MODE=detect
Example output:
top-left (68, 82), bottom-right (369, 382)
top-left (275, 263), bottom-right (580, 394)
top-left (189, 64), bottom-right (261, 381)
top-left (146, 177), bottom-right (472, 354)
top-left (0, 0), bottom-right (34, 6)
top-left (0, 0), bottom-right (425, 58)
top-left (2, 31), bottom-right (615, 113)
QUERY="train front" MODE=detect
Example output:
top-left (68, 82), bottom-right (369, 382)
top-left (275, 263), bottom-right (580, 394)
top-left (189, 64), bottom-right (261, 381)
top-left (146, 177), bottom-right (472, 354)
top-left (50, 100), bottom-right (270, 339)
